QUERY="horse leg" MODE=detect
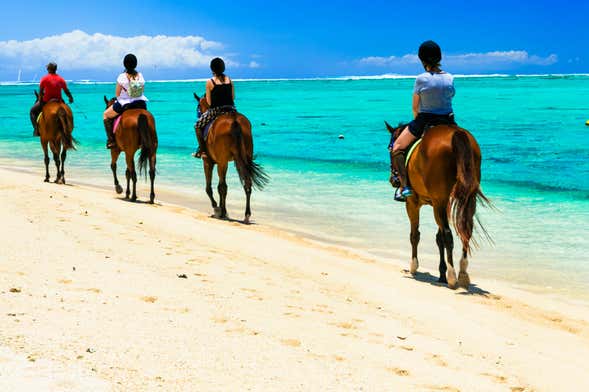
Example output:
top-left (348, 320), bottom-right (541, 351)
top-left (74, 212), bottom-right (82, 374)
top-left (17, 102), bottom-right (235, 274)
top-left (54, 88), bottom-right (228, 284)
top-left (51, 146), bottom-right (61, 184)
top-left (433, 204), bottom-right (457, 289)
top-left (243, 175), bottom-right (252, 224)
top-left (203, 159), bottom-right (218, 215)
top-left (124, 152), bottom-right (137, 201)
top-left (217, 162), bottom-right (229, 219)
top-left (125, 168), bottom-right (131, 199)
top-left (405, 196), bottom-right (420, 274)
top-left (59, 148), bottom-right (66, 184)
top-left (149, 155), bottom-right (156, 204)
top-left (111, 149), bottom-right (123, 194)
top-left (42, 143), bottom-right (50, 182)
top-left (457, 248), bottom-right (471, 289)
top-left (436, 229), bottom-right (447, 283)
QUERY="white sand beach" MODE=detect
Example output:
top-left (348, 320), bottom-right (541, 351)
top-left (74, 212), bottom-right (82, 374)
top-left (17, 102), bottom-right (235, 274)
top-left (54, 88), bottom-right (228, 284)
top-left (1, 167), bottom-right (588, 391)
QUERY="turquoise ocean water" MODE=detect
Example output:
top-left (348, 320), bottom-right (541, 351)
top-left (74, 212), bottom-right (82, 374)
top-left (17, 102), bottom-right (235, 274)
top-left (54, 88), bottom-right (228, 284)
top-left (1, 75), bottom-right (588, 298)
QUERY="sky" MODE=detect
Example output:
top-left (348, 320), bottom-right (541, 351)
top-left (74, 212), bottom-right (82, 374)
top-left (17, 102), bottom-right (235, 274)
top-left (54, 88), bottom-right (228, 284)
top-left (0, 0), bottom-right (587, 81)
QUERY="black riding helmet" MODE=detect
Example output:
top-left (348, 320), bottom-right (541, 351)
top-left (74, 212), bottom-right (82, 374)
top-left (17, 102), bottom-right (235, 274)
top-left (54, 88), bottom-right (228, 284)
top-left (418, 40), bottom-right (442, 67)
top-left (123, 54), bottom-right (138, 72)
top-left (210, 57), bottom-right (225, 75)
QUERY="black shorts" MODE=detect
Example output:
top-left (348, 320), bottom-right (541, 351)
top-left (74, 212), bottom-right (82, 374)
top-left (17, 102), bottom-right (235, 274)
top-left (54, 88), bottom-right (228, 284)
top-left (113, 100), bottom-right (147, 114)
top-left (408, 112), bottom-right (456, 138)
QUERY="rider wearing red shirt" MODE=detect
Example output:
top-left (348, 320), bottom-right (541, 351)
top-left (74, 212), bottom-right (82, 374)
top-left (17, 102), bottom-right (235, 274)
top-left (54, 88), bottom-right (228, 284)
top-left (30, 62), bottom-right (74, 136)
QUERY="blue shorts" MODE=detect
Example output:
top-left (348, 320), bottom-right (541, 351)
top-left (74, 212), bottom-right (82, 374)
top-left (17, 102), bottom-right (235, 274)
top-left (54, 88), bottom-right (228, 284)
top-left (113, 100), bottom-right (147, 114)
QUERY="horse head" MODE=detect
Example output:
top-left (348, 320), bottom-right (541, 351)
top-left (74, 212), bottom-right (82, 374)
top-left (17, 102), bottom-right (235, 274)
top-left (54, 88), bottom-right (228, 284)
top-left (104, 95), bottom-right (116, 108)
top-left (193, 92), bottom-right (209, 114)
top-left (385, 121), bottom-right (408, 150)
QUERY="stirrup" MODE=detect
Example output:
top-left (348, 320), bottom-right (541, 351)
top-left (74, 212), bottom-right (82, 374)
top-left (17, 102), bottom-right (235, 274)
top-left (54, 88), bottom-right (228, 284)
top-left (192, 149), bottom-right (207, 158)
top-left (394, 187), bottom-right (412, 202)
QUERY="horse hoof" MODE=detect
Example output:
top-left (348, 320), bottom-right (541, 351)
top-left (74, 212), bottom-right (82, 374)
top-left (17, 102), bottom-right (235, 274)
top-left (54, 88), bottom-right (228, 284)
top-left (44, 178), bottom-right (50, 183)
top-left (131, 197), bottom-right (137, 202)
top-left (409, 257), bottom-right (419, 274)
top-left (213, 207), bottom-right (222, 218)
top-left (115, 185), bottom-right (123, 194)
top-left (244, 216), bottom-right (250, 225)
top-left (457, 272), bottom-right (470, 289)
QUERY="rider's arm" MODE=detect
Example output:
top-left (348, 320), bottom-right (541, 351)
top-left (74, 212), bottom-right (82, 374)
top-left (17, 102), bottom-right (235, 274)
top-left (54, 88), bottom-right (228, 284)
top-left (64, 88), bottom-right (74, 103)
top-left (115, 83), bottom-right (122, 97)
top-left (205, 79), bottom-right (213, 106)
top-left (412, 93), bottom-right (420, 119)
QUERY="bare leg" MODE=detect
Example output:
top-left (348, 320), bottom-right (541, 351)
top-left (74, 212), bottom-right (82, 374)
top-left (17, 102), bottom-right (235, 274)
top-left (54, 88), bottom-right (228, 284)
top-left (217, 162), bottom-right (228, 219)
top-left (405, 196), bottom-right (420, 274)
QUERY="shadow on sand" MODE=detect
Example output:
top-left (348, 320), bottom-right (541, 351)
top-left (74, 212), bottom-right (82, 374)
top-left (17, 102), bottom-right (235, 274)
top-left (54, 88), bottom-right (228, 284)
top-left (406, 270), bottom-right (491, 297)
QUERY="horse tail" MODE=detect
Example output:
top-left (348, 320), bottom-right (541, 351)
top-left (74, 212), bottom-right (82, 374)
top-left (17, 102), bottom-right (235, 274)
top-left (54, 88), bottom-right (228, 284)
top-left (231, 117), bottom-right (269, 190)
top-left (137, 113), bottom-right (153, 177)
top-left (449, 130), bottom-right (490, 253)
top-left (57, 107), bottom-right (77, 150)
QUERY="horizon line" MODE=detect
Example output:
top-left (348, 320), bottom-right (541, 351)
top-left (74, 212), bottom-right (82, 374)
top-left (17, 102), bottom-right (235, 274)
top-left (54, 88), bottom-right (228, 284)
top-left (2, 72), bottom-right (589, 85)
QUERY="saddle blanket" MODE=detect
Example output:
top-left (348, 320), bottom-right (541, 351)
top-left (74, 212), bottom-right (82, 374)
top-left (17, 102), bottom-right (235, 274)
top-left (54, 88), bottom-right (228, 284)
top-left (113, 116), bottom-right (122, 134)
top-left (406, 138), bottom-right (422, 165)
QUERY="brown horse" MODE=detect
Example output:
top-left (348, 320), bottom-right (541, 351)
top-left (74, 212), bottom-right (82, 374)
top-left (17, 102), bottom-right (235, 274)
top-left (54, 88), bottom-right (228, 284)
top-left (104, 97), bottom-right (158, 203)
top-left (34, 91), bottom-right (76, 184)
top-left (385, 122), bottom-right (490, 289)
top-left (194, 93), bottom-right (268, 223)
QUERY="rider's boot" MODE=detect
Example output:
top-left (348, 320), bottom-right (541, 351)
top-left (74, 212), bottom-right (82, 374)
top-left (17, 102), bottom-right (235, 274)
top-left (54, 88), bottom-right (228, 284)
top-left (391, 150), bottom-right (413, 202)
top-left (192, 125), bottom-right (207, 158)
top-left (104, 118), bottom-right (115, 149)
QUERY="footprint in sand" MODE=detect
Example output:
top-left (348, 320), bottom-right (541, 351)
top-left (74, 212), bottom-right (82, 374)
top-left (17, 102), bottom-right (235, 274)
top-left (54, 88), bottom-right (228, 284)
top-left (387, 367), bottom-right (410, 377)
top-left (480, 372), bottom-right (507, 384)
top-left (58, 279), bottom-right (72, 284)
top-left (427, 354), bottom-right (448, 367)
top-left (281, 339), bottom-right (301, 347)
top-left (421, 385), bottom-right (460, 392)
top-left (141, 296), bottom-right (157, 303)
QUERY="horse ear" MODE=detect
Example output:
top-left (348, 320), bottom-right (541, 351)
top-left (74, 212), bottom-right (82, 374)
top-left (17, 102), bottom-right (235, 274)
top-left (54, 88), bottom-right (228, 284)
top-left (193, 92), bottom-right (200, 101)
top-left (384, 121), bottom-right (396, 134)
top-left (104, 95), bottom-right (108, 105)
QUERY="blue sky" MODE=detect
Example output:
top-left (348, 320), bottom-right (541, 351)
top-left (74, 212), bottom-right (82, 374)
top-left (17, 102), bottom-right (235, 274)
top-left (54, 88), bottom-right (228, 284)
top-left (0, 0), bottom-right (587, 80)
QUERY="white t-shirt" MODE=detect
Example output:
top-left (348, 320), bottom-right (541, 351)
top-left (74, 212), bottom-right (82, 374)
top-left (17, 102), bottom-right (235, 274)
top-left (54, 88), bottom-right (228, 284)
top-left (116, 72), bottom-right (147, 105)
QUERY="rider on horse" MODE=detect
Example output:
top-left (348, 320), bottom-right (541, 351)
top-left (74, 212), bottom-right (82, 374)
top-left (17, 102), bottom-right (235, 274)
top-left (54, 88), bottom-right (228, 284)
top-left (30, 62), bottom-right (74, 136)
top-left (103, 54), bottom-right (148, 149)
top-left (193, 57), bottom-right (236, 158)
top-left (390, 40), bottom-right (456, 202)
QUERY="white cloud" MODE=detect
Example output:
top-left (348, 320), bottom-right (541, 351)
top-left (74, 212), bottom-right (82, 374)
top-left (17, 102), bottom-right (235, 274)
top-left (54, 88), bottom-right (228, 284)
top-left (359, 50), bottom-right (558, 68)
top-left (248, 61), bottom-right (261, 69)
top-left (0, 30), bottom-right (235, 71)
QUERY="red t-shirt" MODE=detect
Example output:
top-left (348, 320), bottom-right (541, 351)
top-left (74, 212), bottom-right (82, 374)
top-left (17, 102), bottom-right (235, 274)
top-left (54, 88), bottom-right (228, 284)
top-left (39, 73), bottom-right (67, 103)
